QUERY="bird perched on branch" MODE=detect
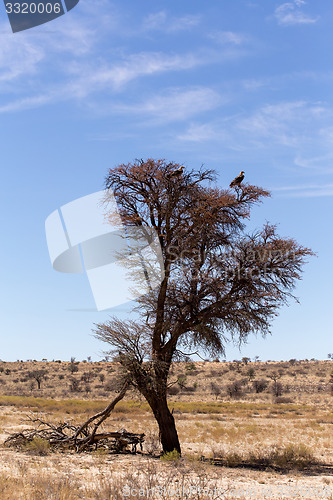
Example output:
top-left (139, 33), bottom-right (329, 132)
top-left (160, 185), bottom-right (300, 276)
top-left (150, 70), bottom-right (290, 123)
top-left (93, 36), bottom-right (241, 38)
top-left (167, 165), bottom-right (185, 178)
top-left (230, 170), bottom-right (245, 188)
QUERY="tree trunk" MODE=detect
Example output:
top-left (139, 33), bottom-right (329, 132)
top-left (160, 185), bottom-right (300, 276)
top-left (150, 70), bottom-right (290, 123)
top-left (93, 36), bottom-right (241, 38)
top-left (149, 395), bottom-right (181, 455)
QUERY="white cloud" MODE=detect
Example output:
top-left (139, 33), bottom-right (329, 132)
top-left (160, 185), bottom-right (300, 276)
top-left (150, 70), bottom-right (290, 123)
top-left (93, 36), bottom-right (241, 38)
top-left (142, 11), bottom-right (200, 33)
top-left (237, 101), bottom-right (326, 146)
top-left (64, 51), bottom-right (206, 98)
top-left (0, 50), bottom-right (207, 113)
top-left (0, 30), bottom-right (44, 86)
top-left (275, 1), bottom-right (319, 26)
top-left (113, 87), bottom-right (221, 122)
top-left (209, 31), bottom-right (248, 46)
top-left (0, 93), bottom-right (53, 113)
top-left (177, 122), bottom-right (226, 142)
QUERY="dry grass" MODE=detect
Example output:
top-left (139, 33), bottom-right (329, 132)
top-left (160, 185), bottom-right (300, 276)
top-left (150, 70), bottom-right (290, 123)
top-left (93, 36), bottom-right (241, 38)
top-left (0, 360), bottom-right (332, 498)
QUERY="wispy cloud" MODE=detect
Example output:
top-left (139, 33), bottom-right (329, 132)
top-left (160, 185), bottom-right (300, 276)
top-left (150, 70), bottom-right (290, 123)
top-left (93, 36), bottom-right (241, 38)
top-left (111, 87), bottom-right (222, 122)
top-left (177, 100), bottom-right (333, 174)
top-left (237, 101), bottom-right (326, 146)
top-left (0, 28), bottom-right (44, 87)
top-left (275, 1), bottom-right (319, 26)
top-left (177, 122), bottom-right (227, 142)
top-left (208, 31), bottom-right (248, 46)
top-left (272, 183), bottom-right (333, 197)
top-left (0, 50), bottom-right (207, 113)
top-left (142, 11), bottom-right (201, 33)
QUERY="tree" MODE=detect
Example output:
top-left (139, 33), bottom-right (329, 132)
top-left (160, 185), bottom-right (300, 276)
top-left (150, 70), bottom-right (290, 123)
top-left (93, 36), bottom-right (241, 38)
top-left (94, 158), bottom-right (313, 455)
top-left (69, 358), bottom-right (79, 374)
top-left (28, 369), bottom-right (47, 390)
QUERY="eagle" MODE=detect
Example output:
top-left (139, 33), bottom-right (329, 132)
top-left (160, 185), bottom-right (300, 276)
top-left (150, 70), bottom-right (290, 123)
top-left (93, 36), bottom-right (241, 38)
top-left (167, 165), bottom-right (185, 178)
top-left (230, 170), bottom-right (245, 188)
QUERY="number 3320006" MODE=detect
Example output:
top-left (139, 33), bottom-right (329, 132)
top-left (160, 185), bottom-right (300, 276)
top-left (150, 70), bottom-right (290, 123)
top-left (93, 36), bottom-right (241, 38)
top-left (5, 3), bottom-right (62, 14)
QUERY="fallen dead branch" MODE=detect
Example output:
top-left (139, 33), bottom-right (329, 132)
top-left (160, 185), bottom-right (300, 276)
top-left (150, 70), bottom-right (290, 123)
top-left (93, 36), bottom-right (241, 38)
top-left (4, 381), bottom-right (145, 454)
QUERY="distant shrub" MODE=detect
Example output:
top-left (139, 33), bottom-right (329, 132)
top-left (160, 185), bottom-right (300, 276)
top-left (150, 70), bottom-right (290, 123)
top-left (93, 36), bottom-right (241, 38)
top-left (247, 367), bottom-right (255, 380)
top-left (69, 378), bottom-right (81, 392)
top-left (104, 381), bottom-right (114, 392)
top-left (69, 363), bottom-right (79, 374)
top-left (226, 381), bottom-right (243, 398)
top-left (177, 375), bottom-right (187, 389)
top-left (58, 374), bottom-right (65, 380)
top-left (181, 386), bottom-right (196, 393)
top-left (213, 443), bottom-right (314, 470)
top-left (81, 371), bottom-right (94, 383)
top-left (271, 382), bottom-right (283, 397)
top-left (252, 379), bottom-right (268, 393)
top-left (268, 443), bottom-right (314, 469)
top-left (274, 396), bottom-right (293, 404)
top-left (211, 382), bottom-right (221, 399)
top-left (167, 386), bottom-right (180, 396)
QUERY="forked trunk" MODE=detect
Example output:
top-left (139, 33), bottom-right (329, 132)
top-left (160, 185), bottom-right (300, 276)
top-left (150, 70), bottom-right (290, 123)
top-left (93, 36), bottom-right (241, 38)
top-left (149, 395), bottom-right (181, 455)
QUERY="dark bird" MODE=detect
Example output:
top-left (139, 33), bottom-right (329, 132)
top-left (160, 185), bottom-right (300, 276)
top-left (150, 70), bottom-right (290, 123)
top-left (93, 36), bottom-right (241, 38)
top-left (167, 166), bottom-right (185, 178)
top-left (230, 170), bottom-right (245, 188)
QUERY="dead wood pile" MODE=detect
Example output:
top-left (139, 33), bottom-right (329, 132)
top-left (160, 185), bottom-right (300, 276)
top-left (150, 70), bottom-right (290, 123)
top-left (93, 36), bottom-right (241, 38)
top-left (4, 381), bottom-right (145, 454)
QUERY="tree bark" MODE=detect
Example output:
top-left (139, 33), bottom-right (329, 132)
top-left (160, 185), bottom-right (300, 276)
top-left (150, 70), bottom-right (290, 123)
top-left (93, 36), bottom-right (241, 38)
top-left (149, 395), bottom-right (181, 455)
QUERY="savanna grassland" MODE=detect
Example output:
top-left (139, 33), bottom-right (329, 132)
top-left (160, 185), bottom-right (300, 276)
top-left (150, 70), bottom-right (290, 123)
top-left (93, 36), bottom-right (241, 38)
top-left (0, 359), bottom-right (332, 499)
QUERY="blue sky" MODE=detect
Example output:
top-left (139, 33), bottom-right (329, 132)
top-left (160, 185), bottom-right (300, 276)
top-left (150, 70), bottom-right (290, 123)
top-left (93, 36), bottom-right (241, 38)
top-left (0, 0), bottom-right (332, 362)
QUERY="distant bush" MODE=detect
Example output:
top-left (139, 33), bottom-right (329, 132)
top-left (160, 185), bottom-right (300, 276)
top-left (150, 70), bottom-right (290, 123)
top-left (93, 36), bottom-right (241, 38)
top-left (226, 381), bottom-right (243, 398)
top-left (274, 396), bottom-right (293, 404)
top-left (81, 371), bottom-right (94, 383)
top-left (246, 367), bottom-right (255, 380)
top-left (181, 386), bottom-right (196, 393)
top-left (210, 382), bottom-right (221, 399)
top-left (185, 362), bottom-right (196, 372)
top-left (252, 379), bottom-right (268, 393)
top-left (167, 386), bottom-right (180, 396)
top-left (69, 378), bottom-right (81, 392)
top-left (271, 382), bottom-right (283, 397)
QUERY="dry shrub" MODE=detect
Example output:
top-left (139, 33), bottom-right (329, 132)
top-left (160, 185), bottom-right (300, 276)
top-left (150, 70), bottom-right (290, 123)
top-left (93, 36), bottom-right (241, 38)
top-left (25, 436), bottom-right (50, 456)
top-left (212, 443), bottom-right (315, 470)
top-left (274, 396), bottom-right (294, 404)
top-left (252, 379), bottom-right (268, 393)
top-left (144, 430), bottom-right (161, 456)
top-left (167, 385), bottom-right (180, 395)
top-left (226, 381), bottom-right (243, 398)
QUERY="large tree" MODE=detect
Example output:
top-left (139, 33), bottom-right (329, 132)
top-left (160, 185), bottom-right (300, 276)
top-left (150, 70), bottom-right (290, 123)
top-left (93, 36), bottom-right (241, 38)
top-left (94, 158), bottom-right (313, 455)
